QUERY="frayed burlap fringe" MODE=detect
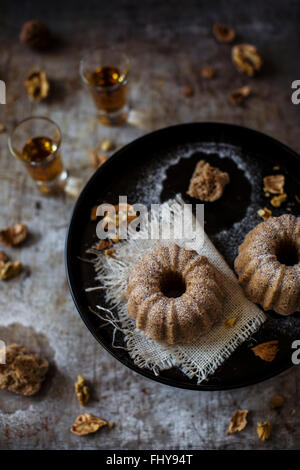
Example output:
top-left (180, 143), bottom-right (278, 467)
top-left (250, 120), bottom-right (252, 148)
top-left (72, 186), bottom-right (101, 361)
top-left (86, 196), bottom-right (266, 383)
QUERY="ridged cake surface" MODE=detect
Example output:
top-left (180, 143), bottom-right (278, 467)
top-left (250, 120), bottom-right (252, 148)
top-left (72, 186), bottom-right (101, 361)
top-left (126, 244), bottom-right (224, 344)
top-left (234, 214), bottom-right (300, 315)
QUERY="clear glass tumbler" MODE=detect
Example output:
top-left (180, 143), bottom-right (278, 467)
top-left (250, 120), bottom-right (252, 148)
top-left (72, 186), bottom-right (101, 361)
top-left (80, 48), bottom-right (130, 126)
top-left (8, 116), bottom-right (68, 195)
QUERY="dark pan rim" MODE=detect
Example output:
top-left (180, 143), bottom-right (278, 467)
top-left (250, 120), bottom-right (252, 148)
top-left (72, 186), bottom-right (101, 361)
top-left (65, 121), bottom-right (299, 391)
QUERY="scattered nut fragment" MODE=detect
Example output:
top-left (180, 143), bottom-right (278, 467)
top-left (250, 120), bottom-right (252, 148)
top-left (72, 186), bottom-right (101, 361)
top-left (0, 344), bottom-right (48, 396)
top-left (227, 409), bottom-right (248, 435)
top-left (100, 139), bottom-right (114, 152)
top-left (96, 239), bottom-right (113, 251)
top-left (111, 233), bottom-right (120, 243)
top-left (182, 86), bottom-right (194, 97)
top-left (270, 193), bottom-right (287, 208)
top-left (0, 261), bottom-right (22, 280)
top-left (104, 248), bottom-right (116, 258)
top-left (213, 24), bottom-right (236, 43)
top-left (263, 175), bottom-right (285, 194)
top-left (90, 206), bottom-right (98, 221)
top-left (257, 208), bottom-right (272, 220)
top-left (273, 165), bottom-right (280, 171)
top-left (225, 318), bottom-right (237, 328)
top-left (269, 395), bottom-right (284, 410)
top-left (232, 44), bottom-right (263, 76)
top-left (108, 421), bottom-right (115, 430)
top-left (0, 122), bottom-right (5, 132)
top-left (20, 20), bottom-right (52, 50)
top-left (257, 421), bottom-right (272, 441)
top-left (251, 340), bottom-right (279, 362)
top-left (187, 160), bottom-right (230, 202)
top-left (75, 375), bottom-right (90, 406)
top-left (0, 223), bottom-right (27, 247)
top-left (295, 195), bottom-right (300, 204)
top-left (201, 66), bottom-right (215, 79)
top-left (228, 86), bottom-right (251, 105)
top-left (24, 69), bottom-right (50, 102)
top-left (90, 151), bottom-right (108, 169)
top-left (0, 251), bottom-right (8, 269)
top-left (70, 413), bottom-right (107, 436)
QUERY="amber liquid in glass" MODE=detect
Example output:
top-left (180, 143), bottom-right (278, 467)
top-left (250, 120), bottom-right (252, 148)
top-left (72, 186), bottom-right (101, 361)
top-left (87, 66), bottom-right (128, 124)
top-left (21, 136), bottom-right (63, 182)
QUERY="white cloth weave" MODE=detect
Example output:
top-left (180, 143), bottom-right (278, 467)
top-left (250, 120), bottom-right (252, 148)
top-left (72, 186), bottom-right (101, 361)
top-left (87, 196), bottom-right (266, 383)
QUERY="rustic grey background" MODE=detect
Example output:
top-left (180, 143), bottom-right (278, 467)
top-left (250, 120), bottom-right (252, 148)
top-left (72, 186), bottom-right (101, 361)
top-left (0, 0), bottom-right (299, 450)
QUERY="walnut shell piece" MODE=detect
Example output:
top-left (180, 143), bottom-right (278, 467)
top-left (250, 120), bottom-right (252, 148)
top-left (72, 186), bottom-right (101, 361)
top-left (70, 413), bottom-right (108, 436)
top-left (251, 340), bottom-right (279, 362)
top-left (228, 86), bottom-right (251, 105)
top-left (187, 160), bottom-right (230, 202)
top-left (213, 24), bottom-right (236, 43)
top-left (20, 20), bottom-right (52, 50)
top-left (201, 66), bottom-right (215, 79)
top-left (232, 44), bottom-right (263, 76)
top-left (0, 223), bottom-right (27, 247)
top-left (257, 421), bottom-right (272, 441)
top-left (0, 344), bottom-right (49, 396)
top-left (227, 409), bottom-right (248, 434)
top-left (24, 69), bottom-right (50, 102)
top-left (75, 375), bottom-right (90, 406)
top-left (269, 395), bottom-right (284, 410)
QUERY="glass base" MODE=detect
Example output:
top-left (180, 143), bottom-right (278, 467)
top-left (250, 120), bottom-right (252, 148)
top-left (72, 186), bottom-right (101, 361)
top-left (36, 169), bottom-right (68, 195)
top-left (98, 105), bottom-right (129, 126)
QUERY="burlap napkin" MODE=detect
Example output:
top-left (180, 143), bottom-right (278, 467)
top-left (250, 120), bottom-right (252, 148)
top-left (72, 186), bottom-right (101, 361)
top-left (87, 196), bottom-right (266, 383)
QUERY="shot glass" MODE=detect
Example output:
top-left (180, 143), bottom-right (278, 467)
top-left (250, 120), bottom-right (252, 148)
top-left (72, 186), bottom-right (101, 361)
top-left (80, 48), bottom-right (130, 126)
top-left (8, 116), bottom-right (68, 195)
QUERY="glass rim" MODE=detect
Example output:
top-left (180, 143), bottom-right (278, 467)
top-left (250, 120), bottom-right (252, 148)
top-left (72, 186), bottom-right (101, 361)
top-left (79, 48), bottom-right (130, 91)
top-left (8, 116), bottom-right (62, 166)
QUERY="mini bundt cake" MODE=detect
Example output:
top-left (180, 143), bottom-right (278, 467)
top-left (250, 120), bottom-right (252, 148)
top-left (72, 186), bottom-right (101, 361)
top-left (234, 214), bottom-right (300, 315)
top-left (126, 244), bottom-right (225, 344)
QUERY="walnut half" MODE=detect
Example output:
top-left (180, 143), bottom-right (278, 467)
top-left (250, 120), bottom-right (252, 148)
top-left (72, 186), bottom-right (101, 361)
top-left (232, 44), bottom-right (263, 76)
top-left (70, 413), bottom-right (107, 436)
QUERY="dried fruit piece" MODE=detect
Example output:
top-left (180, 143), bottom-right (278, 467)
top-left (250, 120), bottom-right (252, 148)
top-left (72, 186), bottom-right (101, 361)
top-left (0, 223), bottom-right (27, 247)
top-left (182, 86), bottom-right (194, 97)
top-left (0, 344), bottom-right (48, 396)
top-left (75, 375), bottom-right (90, 406)
top-left (0, 261), bottom-right (22, 280)
top-left (24, 69), bottom-right (49, 102)
top-left (251, 340), bottom-right (278, 362)
top-left (225, 318), bottom-right (237, 328)
top-left (228, 86), bottom-right (251, 105)
top-left (263, 175), bottom-right (285, 194)
top-left (270, 193), bottom-right (287, 208)
top-left (213, 24), bottom-right (235, 43)
top-left (227, 409), bottom-right (248, 435)
top-left (257, 208), bottom-right (272, 220)
top-left (100, 140), bottom-right (114, 152)
top-left (257, 421), bottom-right (272, 441)
top-left (232, 44), bottom-right (263, 76)
top-left (90, 151), bottom-right (108, 169)
top-left (70, 413), bottom-right (107, 436)
top-left (187, 160), bottom-right (230, 202)
top-left (269, 395), bottom-right (284, 410)
top-left (20, 20), bottom-right (51, 50)
top-left (201, 66), bottom-right (215, 79)
top-left (96, 239), bottom-right (113, 251)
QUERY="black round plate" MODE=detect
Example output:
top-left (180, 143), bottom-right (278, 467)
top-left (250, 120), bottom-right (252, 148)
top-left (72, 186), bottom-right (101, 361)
top-left (65, 122), bottom-right (300, 390)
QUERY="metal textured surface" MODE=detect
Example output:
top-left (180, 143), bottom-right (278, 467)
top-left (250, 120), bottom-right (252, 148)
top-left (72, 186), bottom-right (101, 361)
top-left (0, 0), bottom-right (300, 450)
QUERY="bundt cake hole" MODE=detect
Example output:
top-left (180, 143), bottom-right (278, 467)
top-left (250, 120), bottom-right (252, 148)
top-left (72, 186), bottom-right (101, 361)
top-left (159, 271), bottom-right (186, 298)
top-left (275, 240), bottom-right (299, 266)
